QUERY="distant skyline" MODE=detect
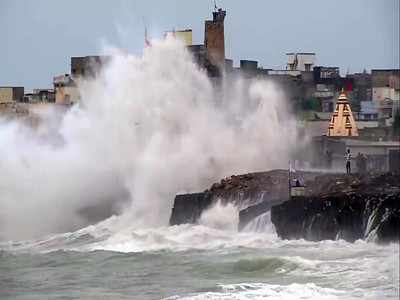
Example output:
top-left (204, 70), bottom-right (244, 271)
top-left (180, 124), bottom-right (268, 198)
top-left (1, 0), bottom-right (399, 91)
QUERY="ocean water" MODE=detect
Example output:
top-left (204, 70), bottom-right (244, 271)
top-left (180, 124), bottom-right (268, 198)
top-left (1, 212), bottom-right (398, 300)
top-left (0, 39), bottom-right (398, 300)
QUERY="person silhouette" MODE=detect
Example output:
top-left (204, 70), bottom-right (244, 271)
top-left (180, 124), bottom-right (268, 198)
top-left (345, 149), bottom-right (352, 174)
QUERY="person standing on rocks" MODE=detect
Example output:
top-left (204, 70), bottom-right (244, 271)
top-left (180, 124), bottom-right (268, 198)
top-left (345, 149), bottom-right (352, 174)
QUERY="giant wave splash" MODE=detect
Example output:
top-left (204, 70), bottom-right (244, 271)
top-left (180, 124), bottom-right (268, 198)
top-left (0, 38), bottom-right (298, 240)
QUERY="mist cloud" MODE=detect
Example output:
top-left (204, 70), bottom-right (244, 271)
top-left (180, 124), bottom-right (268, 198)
top-left (0, 39), bottom-right (297, 240)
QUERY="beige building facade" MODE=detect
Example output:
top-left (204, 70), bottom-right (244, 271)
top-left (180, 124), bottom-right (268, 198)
top-left (0, 87), bottom-right (24, 104)
top-left (53, 74), bottom-right (80, 105)
top-left (165, 29), bottom-right (193, 46)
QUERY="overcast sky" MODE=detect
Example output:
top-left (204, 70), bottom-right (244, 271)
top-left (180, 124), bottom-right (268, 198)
top-left (1, 0), bottom-right (399, 91)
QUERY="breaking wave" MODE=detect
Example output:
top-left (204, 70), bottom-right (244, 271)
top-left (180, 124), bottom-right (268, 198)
top-left (242, 211), bottom-right (276, 234)
top-left (0, 38), bottom-right (297, 241)
top-left (164, 282), bottom-right (388, 300)
top-left (1, 210), bottom-right (398, 299)
top-left (0, 22), bottom-right (398, 300)
top-left (198, 201), bottom-right (239, 231)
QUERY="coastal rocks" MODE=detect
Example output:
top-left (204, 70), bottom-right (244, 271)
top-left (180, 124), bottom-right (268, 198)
top-left (207, 170), bottom-right (291, 208)
top-left (270, 173), bottom-right (400, 243)
top-left (169, 192), bottom-right (212, 225)
top-left (238, 199), bottom-right (279, 231)
top-left (237, 173), bottom-right (366, 231)
top-left (169, 170), bottom-right (400, 244)
top-left (169, 170), bottom-right (318, 226)
top-left (271, 193), bottom-right (365, 242)
top-left (364, 192), bottom-right (400, 242)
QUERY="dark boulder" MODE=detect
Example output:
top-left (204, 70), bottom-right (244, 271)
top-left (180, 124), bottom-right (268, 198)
top-left (169, 192), bottom-right (212, 226)
top-left (271, 191), bottom-right (400, 243)
top-left (238, 198), bottom-right (283, 231)
top-left (168, 170), bottom-right (400, 244)
top-left (169, 170), bottom-right (313, 226)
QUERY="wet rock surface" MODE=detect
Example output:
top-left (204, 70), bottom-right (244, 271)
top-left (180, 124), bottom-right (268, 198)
top-left (169, 192), bottom-right (213, 226)
top-left (271, 173), bottom-right (400, 243)
top-left (169, 171), bottom-right (400, 243)
top-left (169, 170), bottom-right (318, 227)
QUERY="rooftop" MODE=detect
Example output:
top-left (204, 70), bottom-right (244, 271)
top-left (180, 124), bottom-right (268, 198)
top-left (286, 52), bottom-right (316, 55)
top-left (0, 86), bottom-right (24, 88)
top-left (344, 139), bottom-right (400, 147)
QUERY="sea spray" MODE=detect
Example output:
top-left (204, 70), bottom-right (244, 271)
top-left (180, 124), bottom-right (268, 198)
top-left (198, 201), bottom-right (239, 231)
top-left (0, 38), bottom-right (298, 240)
top-left (242, 211), bottom-right (277, 234)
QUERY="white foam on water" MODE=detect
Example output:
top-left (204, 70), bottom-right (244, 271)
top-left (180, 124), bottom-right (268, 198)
top-left (242, 211), bottom-right (277, 234)
top-left (198, 201), bottom-right (239, 232)
top-left (164, 282), bottom-right (363, 300)
top-left (85, 224), bottom-right (276, 253)
top-left (1, 213), bottom-right (398, 299)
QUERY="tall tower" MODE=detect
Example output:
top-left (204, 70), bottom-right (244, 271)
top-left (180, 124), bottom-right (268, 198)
top-left (327, 90), bottom-right (359, 137)
top-left (204, 8), bottom-right (226, 67)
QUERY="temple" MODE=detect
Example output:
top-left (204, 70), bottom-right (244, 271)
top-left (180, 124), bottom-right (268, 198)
top-left (327, 89), bottom-right (359, 136)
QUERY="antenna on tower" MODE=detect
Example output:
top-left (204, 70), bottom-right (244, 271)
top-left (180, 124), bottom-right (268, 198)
top-left (142, 17), bottom-right (151, 48)
top-left (213, 0), bottom-right (218, 11)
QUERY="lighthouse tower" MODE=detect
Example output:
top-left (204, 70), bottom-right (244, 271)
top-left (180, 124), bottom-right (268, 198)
top-left (204, 7), bottom-right (226, 67)
top-left (327, 89), bottom-right (359, 137)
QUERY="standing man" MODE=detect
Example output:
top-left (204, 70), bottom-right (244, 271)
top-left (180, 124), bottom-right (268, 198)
top-left (345, 149), bottom-right (352, 174)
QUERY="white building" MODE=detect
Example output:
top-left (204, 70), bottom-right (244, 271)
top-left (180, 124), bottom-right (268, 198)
top-left (359, 101), bottom-right (379, 120)
top-left (286, 52), bottom-right (316, 72)
top-left (371, 69), bottom-right (400, 119)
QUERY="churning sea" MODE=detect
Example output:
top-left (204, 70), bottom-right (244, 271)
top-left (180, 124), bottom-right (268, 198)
top-left (1, 212), bottom-right (399, 300)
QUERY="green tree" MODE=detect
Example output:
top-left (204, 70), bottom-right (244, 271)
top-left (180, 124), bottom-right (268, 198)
top-left (301, 98), bottom-right (320, 111)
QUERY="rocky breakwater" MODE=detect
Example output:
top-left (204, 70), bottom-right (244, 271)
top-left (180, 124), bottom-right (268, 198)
top-left (271, 173), bottom-right (400, 243)
top-left (169, 170), bottom-right (319, 227)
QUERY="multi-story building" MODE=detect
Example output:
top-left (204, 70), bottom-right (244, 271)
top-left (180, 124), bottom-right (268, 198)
top-left (311, 136), bottom-right (399, 172)
top-left (312, 67), bottom-right (340, 112)
top-left (0, 86), bottom-right (24, 104)
top-left (71, 56), bottom-right (110, 79)
top-left (24, 89), bottom-right (55, 103)
top-left (372, 69), bottom-right (400, 119)
top-left (314, 66), bottom-right (340, 82)
top-left (359, 101), bottom-right (379, 120)
top-left (287, 52), bottom-right (316, 73)
top-left (314, 84), bottom-right (337, 112)
top-left (165, 29), bottom-right (193, 46)
top-left (348, 71), bottom-right (372, 101)
top-left (53, 74), bottom-right (80, 105)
